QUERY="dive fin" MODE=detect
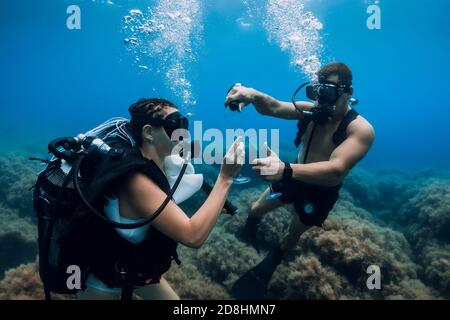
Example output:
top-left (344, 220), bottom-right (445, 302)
top-left (231, 269), bottom-right (268, 300)
top-left (231, 247), bottom-right (284, 300)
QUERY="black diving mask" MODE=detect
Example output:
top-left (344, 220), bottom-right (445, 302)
top-left (306, 81), bottom-right (352, 105)
top-left (292, 81), bottom-right (353, 125)
top-left (158, 111), bottom-right (189, 139)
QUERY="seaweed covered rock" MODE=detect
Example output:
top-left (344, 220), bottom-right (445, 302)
top-left (0, 205), bottom-right (37, 278)
top-left (0, 262), bottom-right (70, 300)
top-left (165, 251), bottom-right (231, 299)
top-left (180, 186), bottom-right (437, 300)
top-left (270, 254), bottom-right (347, 300)
top-left (0, 263), bottom-right (43, 300)
top-left (185, 180), bottom-right (440, 299)
top-left (342, 169), bottom-right (380, 209)
top-left (416, 242), bottom-right (450, 297)
top-left (0, 155), bottom-right (40, 218)
top-left (397, 181), bottom-right (450, 244)
top-left (343, 169), bottom-right (449, 225)
top-left (0, 154), bottom-right (447, 300)
top-left (267, 199), bottom-right (435, 299)
top-left (395, 181), bottom-right (450, 297)
top-left (221, 185), bottom-right (293, 251)
top-left (342, 169), bottom-right (420, 219)
top-left (194, 229), bottom-right (262, 289)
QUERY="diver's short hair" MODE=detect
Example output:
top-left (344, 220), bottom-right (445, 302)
top-left (318, 62), bottom-right (353, 86)
top-left (128, 98), bottom-right (178, 145)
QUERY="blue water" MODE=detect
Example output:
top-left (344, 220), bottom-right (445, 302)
top-left (1, 0), bottom-right (449, 170)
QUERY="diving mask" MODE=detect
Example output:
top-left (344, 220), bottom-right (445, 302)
top-left (306, 81), bottom-right (352, 105)
top-left (159, 111), bottom-right (189, 140)
top-left (292, 81), bottom-right (353, 125)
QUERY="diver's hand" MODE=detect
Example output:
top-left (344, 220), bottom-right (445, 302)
top-left (252, 144), bottom-right (284, 182)
top-left (224, 84), bottom-right (257, 112)
top-left (220, 137), bottom-right (245, 180)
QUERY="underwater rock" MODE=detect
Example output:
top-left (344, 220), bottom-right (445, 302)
top-left (270, 254), bottom-right (347, 300)
top-left (0, 205), bottom-right (37, 279)
top-left (165, 255), bottom-right (231, 300)
top-left (397, 181), bottom-right (450, 244)
top-left (0, 155), bottom-right (448, 299)
top-left (265, 199), bottom-right (436, 299)
top-left (0, 262), bottom-right (70, 300)
top-left (416, 242), bottom-right (450, 296)
top-left (395, 181), bottom-right (450, 297)
top-left (0, 263), bottom-right (43, 300)
top-left (342, 169), bottom-right (380, 210)
top-left (0, 155), bottom-right (40, 218)
top-left (342, 168), bottom-right (449, 227)
top-left (194, 230), bottom-right (262, 289)
top-left (176, 184), bottom-right (438, 300)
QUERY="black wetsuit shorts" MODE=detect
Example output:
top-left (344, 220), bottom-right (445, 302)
top-left (270, 179), bottom-right (341, 227)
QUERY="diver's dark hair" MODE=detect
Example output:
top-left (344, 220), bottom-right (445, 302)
top-left (318, 62), bottom-right (353, 87)
top-left (128, 98), bottom-right (178, 146)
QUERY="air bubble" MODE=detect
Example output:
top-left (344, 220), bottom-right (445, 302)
top-left (129, 9), bottom-right (143, 16)
top-left (123, 37), bottom-right (138, 45)
top-left (122, 0), bottom-right (201, 110)
top-left (263, 0), bottom-right (323, 80)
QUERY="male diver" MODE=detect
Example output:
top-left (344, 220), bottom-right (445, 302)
top-left (224, 62), bottom-right (375, 299)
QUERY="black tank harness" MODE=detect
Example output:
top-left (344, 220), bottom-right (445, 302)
top-left (295, 108), bottom-right (360, 153)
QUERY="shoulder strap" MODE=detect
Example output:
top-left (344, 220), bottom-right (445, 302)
top-left (84, 147), bottom-right (170, 203)
top-left (332, 108), bottom-right (359, 147)
top-left (140, 158), bottom-right (171, 194)
top-left (294, 116), bottom-right (313, 147)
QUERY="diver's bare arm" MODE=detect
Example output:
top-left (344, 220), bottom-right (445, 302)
top-left (291, 121), bottom-right (375, 186)
top-left (252, 91), bottom-right (314, 120)
top-left (184, 175), bottom-right (233, 247)
top-left (125, 173), bottom-right (233, 249)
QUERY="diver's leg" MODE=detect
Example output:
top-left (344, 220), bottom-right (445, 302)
top-left (242, 187), bottom-right (284, 250)
top-left (279, 213), bottom-right (311, 253)
top-left (244, 215), bottom-right (310, 290)
top-left (76, 287), bottom-right (121, 300)
top-left (134, 277), bottom-right (180, 300)
top-left (249, 187), bottom-right (284, 219)
top-left (232, 209), bottom-right (312, 299)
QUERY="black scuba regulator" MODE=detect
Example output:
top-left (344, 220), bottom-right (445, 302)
top-left (48, 134), bottom-right (120, 163)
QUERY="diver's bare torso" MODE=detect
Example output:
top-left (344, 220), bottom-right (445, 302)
top-left (297, 116), bottom-right (346, 165)
top-left (296, 109), bottom-right (370, 167)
